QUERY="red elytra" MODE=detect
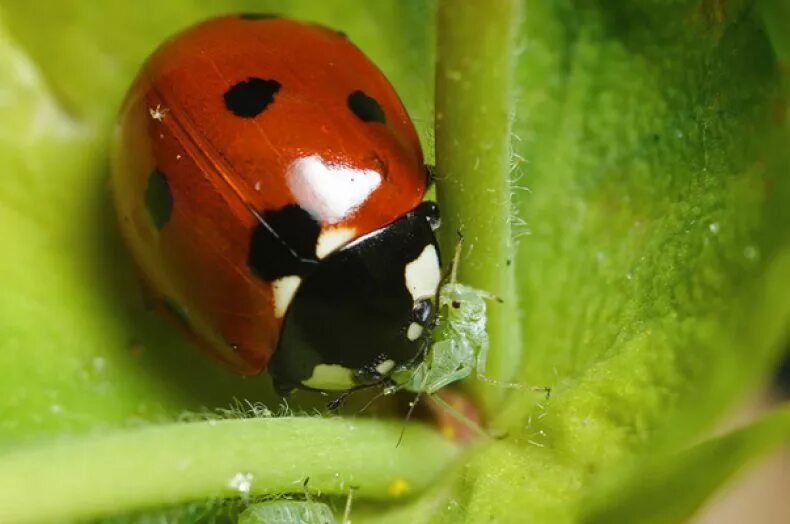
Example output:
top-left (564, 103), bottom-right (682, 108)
top-left (111, 15), bottom-right (430, 376)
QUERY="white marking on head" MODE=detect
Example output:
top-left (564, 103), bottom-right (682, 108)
top-left (406, 322), bottom-right (424, 341)
top-left (375, 359), bottom-right (396, 375)
top-left (271, 275), bottom-right (302, 318)
top-left (302, 364), bottom-right (355, 390)
top-left (316, 227), bottom-right (356, 259)
top-left (404, 245), bottom-right (441, 301)
top-left (287, 155), bottom-right (382, 223)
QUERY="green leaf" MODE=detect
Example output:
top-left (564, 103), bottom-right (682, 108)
top-left (1, 0), bottom-right (788, 522)
top-left (582, 406), bottom-right (790, 524)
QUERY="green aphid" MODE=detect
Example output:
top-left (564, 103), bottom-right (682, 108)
top-left (398, 282), bottom-right (490, 395)
top-left (238, 500), bottom-right (337, 524)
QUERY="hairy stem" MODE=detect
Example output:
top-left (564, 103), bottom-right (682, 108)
top-left (435, 0), bottom-right (523, 412)
top-left (0, 417), bottom-right (457, 523)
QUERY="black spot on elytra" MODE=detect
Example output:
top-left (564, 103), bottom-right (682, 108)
top-left (224, 77), bottom-right (281, 118)
top-left (347, 90), bottom-right (386, 124)
top-left (238, 13), bottom-right (279, 20)
top-left (248, 205), bottom-right (321, 281)
top-left (145, 169), bottom-right (172, 229)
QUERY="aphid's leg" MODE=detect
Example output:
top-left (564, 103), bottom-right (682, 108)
top-left (433, 365), bottom-right (474, 392)
top-left (475, 342), bottom-right (551, 398)
top-left (342, 486), bottom-right (355, 524)
top-left (356, 380), bottom-right (398, 414)
top-left (396, 364), bottom-right (431, 447)
top-left (427, 391), bottom-right (490, 440)
top-left (302, 476), bottom-right (312, 502)
top-left (476, 288), bottom-right (504, 304)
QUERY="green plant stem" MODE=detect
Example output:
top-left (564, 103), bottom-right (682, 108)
top-left (435, 0), bottom-right (523, 412)
top-left (0, 417), bottom-right (458, 523)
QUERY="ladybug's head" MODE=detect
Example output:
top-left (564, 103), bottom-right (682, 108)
top-left (269, 202), bottom-right (441, 395)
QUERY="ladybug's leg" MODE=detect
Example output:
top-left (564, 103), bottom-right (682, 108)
top-left (327, 389), bottom-right (354, 411)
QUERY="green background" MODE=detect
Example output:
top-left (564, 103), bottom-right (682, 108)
top-left (0, 1), bottom-right (787, 522)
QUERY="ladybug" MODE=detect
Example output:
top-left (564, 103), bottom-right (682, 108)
top-left (111, 14), bottom-right (441, 396)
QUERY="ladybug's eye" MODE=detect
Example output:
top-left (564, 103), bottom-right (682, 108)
top-left (412, 299), bottom-right (433, 324)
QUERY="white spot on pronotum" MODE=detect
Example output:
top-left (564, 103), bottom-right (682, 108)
top-left (404, 245), bottom-right (441, 301)
top-left (176, 154), bottom-right (182, 161)
top-left (254, 180), bottom-right (261, 192)
top-left (406, 322), bottom-right (423, 341)
top-left (302, 364), bottom-right (355, 390)
top-left (287, 155), bottom-right (382, 223)
top-left (149, 104), bottom-right (169, 121)
top-left (315, 227), bottom-right (356, 259)
top-left (375, 359), bottom-right (396, 375)
top-left (709, 222), bottom-right (719, 234)
top-left (272, 276), bottom-right (302, 318)
top-left (228, 472), bottom-right (254, 494)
